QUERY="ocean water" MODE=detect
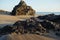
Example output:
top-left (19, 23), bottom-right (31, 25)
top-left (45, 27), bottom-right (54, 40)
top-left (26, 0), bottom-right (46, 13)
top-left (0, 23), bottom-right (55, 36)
top-left (36, 12), bottom-right (60, 15)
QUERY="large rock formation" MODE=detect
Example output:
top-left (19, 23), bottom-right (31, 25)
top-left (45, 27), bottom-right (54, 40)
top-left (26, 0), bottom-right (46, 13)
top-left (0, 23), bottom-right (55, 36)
top-left (10, 0), bottom-right (35, 16)
top-left (0, 16), bottom-right (60, 37)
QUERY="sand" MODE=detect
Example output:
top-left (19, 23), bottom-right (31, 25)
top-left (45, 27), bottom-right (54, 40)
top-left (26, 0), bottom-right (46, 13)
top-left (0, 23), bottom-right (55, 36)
top-left (0, 33), bottom-right (57, 40)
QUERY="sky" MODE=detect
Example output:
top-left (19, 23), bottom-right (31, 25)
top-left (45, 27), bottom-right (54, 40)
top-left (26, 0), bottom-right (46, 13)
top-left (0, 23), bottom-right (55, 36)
top-left (0, 0), bottom-right (60, 12)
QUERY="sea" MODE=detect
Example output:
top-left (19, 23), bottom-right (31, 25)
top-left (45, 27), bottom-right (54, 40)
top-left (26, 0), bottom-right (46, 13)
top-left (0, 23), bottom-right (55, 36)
top-left (36, 12), bottom-right (60, 15)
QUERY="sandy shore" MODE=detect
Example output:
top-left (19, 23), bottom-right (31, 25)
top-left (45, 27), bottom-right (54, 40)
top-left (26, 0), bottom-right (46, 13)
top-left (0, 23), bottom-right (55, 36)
top-left (0, 33), bottom-right (57, 40)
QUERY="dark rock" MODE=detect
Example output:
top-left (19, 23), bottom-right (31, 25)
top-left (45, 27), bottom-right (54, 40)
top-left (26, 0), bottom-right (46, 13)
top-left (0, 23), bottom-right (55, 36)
top-left (37, 14), bottom-right (60, 31)
top-left (55, 32), bottom-right (60, 36)
top-left (13, 17), bottom-right (47, 34)
top-left (0, 25), bottom-right (13, 35)
top-left (1, 16), bottom-right (60, 35)
top-left (13, 20), bottom-right (28, 34)
top-left (37, 14), bottom-right (60, 23)
top-left (40, 21), bottom-right (55, 30)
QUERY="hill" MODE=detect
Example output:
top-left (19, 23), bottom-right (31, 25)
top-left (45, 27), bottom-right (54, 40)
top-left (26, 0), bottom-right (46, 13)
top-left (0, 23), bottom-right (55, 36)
top-left (0, 10), bottom-right (10, 15)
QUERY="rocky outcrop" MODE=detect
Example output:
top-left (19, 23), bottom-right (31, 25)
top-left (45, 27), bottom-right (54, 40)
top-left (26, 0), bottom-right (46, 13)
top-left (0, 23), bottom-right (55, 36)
top-left (0, 10), bottom-right (10, 15)
top-left (10, 0), bottom-right (35, 16)
top-left (0, 14), bottom-right (60, 36)
top-left (37, 14), bottom-right (60, 23)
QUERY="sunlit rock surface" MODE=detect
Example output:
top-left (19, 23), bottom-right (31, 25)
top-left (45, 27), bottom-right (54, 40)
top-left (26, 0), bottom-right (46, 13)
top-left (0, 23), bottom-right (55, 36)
top-left (10, 0), bottom-right (35, 16)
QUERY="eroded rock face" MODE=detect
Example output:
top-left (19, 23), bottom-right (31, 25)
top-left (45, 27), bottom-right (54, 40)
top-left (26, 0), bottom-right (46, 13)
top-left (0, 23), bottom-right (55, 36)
top-left (10, 0), bottom-right (35, 16)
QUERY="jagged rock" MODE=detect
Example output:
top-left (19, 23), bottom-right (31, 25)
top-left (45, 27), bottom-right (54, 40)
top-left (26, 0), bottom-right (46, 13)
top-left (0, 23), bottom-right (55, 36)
top-left (13, 20), bottom-right (27, 34)
top-left (37, 14), bottom-right (60, 23)
top-left (10, 0), bottom-right (35, 16)
top-left (12, 17), bottom-right (47, 34)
